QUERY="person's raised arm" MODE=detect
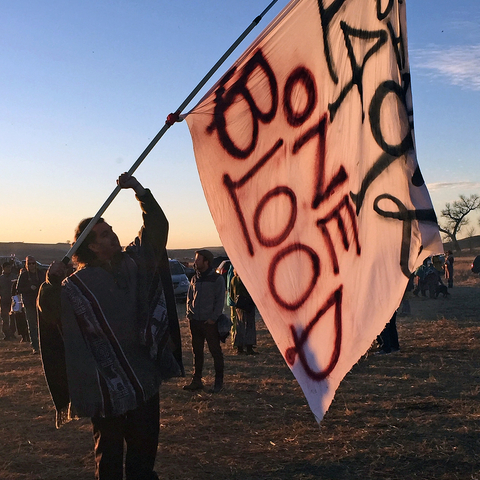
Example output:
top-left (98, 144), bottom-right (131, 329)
top-left (118, 173), bottom-right (169, 255)
top-left (117, 172), bottom-right (146, 197)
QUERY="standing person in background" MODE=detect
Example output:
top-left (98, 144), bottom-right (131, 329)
top-left (184, 249), bottom-right (225, 393)
top-left (11, 281), bottom-right (29, 343)
top-left (398, 274), bottom-right (414, 316)
top-left (0, 262), bottom-right (16, 340)
top-left (444, 250), bottom-right (454, 288)
top-left (16, 256), bottom-right (45, 353)
top-left (229, 268), bottom-right (257, 355)
top-left (225, 263), bottom-right (237, 345)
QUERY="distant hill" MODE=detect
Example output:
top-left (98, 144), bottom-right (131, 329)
top-left (443, 235), bottom-right (480, 254)
top-left (0, 242), bottom-right (226, 266)
top-left (0, 243), bottom-right (71, 264)
top-left (2, 235), bottom-right (479, 267)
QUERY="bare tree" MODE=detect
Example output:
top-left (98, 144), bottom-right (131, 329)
top-left (439, 194), bottom-right (480, 252)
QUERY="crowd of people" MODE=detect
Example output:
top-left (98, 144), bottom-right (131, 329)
top-left (412, 252), bottom-right (453, 299)
top-left (1, 172), bottom-right (459, 479)
top-left (0, 256), bottom-right (46, 352)
top-left (375, 252), bottom-right (454, 356)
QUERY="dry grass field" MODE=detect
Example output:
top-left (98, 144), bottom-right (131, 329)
top-left (0, 253), bottom-right (479, 479)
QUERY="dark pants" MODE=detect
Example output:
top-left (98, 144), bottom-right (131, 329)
top-left (1, 301), bottom-right (15, 339)
top-left (14, 311), bottom-right (29, 342)
top-left (413, 278), bottom-right (426, 297)
top-left (189, 319), bottom-right (224, 382)
top-left (379, 312), bottom-right (399, 353)
top-left (91, 392), bottom-right (160, 480)
top-left (23, 298), bottom-right (39, 351)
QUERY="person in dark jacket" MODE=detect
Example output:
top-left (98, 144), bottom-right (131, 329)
top-left (0, 262), bottom-right (16, 340)
top-left (184, 249), bottom-right (225, 393)
top-left (37, 173), bottom-right (183, 480)
top-left (16, 256), bottom-right (45, 352)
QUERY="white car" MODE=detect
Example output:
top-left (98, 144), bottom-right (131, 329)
top-left (169, 259), bottom-right (190, 302)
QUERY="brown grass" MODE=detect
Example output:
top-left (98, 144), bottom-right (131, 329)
top-left (1, 252), bottom-right (480, 479)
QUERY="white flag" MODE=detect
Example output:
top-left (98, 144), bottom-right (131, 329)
top-left (185, 0), bottom-right (442, 422)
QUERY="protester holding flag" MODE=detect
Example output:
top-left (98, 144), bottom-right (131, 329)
top-left (33, 0), bottom-right (442, 427)
top-left (37, 173), bottom-right (183, 480)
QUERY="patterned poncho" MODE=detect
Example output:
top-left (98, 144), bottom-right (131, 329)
top-left (38, 190), bottom-right (183, 426)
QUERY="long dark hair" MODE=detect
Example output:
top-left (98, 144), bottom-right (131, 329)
top-left (72, 218), bottom-right (105, 265)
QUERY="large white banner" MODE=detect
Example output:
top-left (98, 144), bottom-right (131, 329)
top-left (185, 0), bottom-right (442, 422)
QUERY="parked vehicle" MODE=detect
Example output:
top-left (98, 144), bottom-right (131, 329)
top-left (180, 262), bottom-right (195, 280)
top-left (472, 255), bottom-right (480, 274)
top-left (169, 259), bottom-right (190, 302)
top-left (212, 255), bottom-right (229, 271)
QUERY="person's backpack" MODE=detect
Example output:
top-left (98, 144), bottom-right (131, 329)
top-left (217, 314), bottom-right (232, 343)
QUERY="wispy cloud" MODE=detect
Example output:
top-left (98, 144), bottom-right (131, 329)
top-left (411, 45), bottom-right (480, 91)
top-left (427, 181), bottom-right (480, 192)
top-left (450, 20), bottom-right (480, 40)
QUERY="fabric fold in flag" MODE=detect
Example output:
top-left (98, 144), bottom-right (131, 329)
top-left (185, 0), bottom-right (442, 423)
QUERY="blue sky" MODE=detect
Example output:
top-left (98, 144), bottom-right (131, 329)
top-left (1, 0), bottom-right (480, 249)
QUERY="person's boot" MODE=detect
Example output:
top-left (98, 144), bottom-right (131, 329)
top-left (209, 377), bottom-right (223, 394)
top-left (236, 346), bottom-right (245, 355)
top-left (183, 377), bottom-right (203, 391)
top-left (246, 346), bottom-right (258, 355)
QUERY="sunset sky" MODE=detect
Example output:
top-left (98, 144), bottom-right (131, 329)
top-left (2, 0), bottom-right (480, 250)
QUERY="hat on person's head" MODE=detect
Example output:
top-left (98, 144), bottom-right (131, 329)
top-left (195, 249), bottom-right (214, 266)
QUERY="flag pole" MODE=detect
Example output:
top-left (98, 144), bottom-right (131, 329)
top-left (62, 0), bottom-right (280, 264)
